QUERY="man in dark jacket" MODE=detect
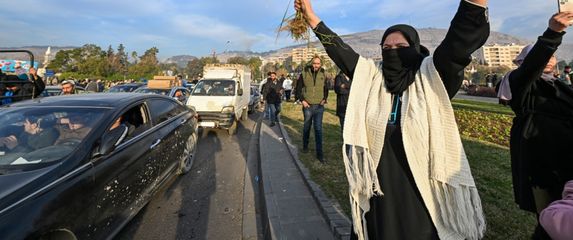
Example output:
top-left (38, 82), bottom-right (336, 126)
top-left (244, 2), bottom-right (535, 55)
top-left (334, 71), bottom-right (351, 131)
top-left (295, 56), bottom-right (328, 163)
top-left (262, 72), bottom-right (283, 127)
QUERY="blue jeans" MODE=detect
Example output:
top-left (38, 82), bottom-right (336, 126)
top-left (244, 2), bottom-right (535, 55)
top-left (268, 102), bottom-right (281, 123)
top-left (302, 105), bottom-right (324, 159)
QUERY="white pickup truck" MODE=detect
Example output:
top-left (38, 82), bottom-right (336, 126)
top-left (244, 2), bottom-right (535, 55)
top-left (186, 64), bottom-right (251, 135)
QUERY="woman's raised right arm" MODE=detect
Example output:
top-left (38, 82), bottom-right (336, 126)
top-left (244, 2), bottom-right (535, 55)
top-left (509, 12), bottom-right (572, 109)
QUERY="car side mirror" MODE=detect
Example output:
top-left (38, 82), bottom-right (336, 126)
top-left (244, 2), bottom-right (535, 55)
top-left (237, 88), bottom-right (243, 96)
top-left (94, 125), bottom-right (128, 157)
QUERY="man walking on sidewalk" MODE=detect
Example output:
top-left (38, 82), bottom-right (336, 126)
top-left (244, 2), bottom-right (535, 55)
top-left (295, 56), bottom-right (328, 163)
top-left (262, 72), bottom-right (283, 127)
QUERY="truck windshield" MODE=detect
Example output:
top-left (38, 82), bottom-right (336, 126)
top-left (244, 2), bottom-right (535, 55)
top-left (192, 80), bottom-right (236, 96)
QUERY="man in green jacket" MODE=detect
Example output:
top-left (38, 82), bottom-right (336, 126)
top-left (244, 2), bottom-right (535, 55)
top-left (295, 56), bottom-right (328, 163)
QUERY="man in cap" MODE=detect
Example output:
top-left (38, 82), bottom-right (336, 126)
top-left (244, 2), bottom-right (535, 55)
top-left (61, 80), bottom-right (77, 95)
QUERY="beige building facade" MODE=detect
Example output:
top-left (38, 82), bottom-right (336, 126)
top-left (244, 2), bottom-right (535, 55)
top-left (476, 44), bottom-right (525, 68)
top-left (264, 46), bottom-right (334, 67)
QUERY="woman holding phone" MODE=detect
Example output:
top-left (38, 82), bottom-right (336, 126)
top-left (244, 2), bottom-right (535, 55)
top-left (294, 0), bottom-right (489, 239)
top-left (508, 11), bottom-right (573, 239)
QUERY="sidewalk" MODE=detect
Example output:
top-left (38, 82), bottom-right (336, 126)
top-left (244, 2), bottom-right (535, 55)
top-left (258, 119), bottom-right (351, 240)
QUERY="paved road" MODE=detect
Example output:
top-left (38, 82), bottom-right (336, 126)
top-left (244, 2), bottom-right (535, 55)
top-left (454, 91), bottom-right (498, 104)
top-left (117, 112), bottom-right (262, 240)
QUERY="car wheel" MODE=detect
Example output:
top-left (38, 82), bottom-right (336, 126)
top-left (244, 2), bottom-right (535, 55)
top-left (179, 132), bottom-right (197, 175)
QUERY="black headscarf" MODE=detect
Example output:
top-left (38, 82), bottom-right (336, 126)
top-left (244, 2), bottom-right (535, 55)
top-left (380, 24), bottom-right (430, 94)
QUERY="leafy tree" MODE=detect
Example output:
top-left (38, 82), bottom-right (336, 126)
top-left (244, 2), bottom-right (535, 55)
top-left (185, 58), bottom-right (203, 80)
top-left (131, 51), bottom-right (138, 64)
top-left (184, 56), bottom-right (220, 80)
top-left (47, 49), bottom-right (75, 72)
top-left (116, 44), bottom-right (128, 78)
top-left (248, 57), bottom-right (262, 81)
top-left (227, 56), bottom-right (249, 65)
top-left (129, 47), bottom-right (160, 79)
top-left (159, 62), bottom-right (180, 76)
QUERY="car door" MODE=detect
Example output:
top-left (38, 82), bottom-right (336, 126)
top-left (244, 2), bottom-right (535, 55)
top-left (90, 102), bottom-right (159, 238)
top-left (145, 98), bottom-right (189, 190)
top-left (181, 88), bottom-right (190, 103)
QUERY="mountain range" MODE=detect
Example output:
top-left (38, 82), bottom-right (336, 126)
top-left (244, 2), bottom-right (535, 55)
top-left (2, 28), bottom-right (573, 67)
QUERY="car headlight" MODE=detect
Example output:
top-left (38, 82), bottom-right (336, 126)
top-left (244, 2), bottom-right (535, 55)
top-left (221, 106), bottom-right (234, 114)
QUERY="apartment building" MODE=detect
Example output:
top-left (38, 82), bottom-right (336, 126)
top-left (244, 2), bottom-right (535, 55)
top-left (475, 44), bottom-right (525, 68)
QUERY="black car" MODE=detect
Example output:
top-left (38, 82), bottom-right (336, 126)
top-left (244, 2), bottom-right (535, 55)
top-left (0, 93), bottom-right (198, 240)
top-left (107, 83), bottom-right (145, 93)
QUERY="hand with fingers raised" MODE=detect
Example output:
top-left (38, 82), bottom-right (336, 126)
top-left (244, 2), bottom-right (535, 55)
top-left (550, 12), bottom-right (573, 32)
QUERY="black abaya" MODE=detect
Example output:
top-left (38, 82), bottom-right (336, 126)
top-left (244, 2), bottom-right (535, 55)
top-left (312, 1), bottom-right (489, 239)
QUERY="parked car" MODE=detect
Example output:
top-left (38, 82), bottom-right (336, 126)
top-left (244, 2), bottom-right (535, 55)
top-left (107, 83), bottom-right (145, 93)
top-left (40, 85), bottom-right (86, 97)
top-left (248, 86), bottom-right (261, 113)
top-left (134, 86), bottom-right (190, 103)
top-left (0, 93), bottom-right (198, 240)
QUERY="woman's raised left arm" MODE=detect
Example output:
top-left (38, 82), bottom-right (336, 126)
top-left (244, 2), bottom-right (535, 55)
top-left (433, 0), bottom-right (490, 98)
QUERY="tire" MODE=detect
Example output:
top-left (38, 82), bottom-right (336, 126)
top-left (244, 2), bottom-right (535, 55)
top-left (179, 132), bottom-right (197, 175)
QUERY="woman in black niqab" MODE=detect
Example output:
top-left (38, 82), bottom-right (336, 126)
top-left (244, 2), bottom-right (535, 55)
top-left (380, 24), bottom-right (430, 94)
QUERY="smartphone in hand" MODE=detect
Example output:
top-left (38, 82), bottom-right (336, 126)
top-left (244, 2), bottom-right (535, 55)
top-left (559, 0), bottom-right (573, 12)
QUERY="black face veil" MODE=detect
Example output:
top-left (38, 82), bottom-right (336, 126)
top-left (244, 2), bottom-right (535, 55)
top-left (380, 24), bottom-right (430, 94)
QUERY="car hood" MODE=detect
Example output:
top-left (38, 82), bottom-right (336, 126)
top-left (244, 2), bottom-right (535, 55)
top-left (0, 166), bottom-right (58, 208)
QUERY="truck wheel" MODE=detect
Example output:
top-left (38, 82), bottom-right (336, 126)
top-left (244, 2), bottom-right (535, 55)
top-left (227, 119), bottom-right (237, 136)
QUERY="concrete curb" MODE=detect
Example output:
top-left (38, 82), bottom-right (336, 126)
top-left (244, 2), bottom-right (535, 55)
top-left (276, 118), bottom-right (352, 240)
top-left (243, 116), bottom-right (265, 240)
top-left (257, 118), bottom-right (277, 240)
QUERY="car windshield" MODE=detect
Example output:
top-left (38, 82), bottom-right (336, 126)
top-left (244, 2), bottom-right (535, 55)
top-left (0, 107), bottom-right (105, 169)
top-left (134, 88), bottom-right (170, 95)
top-left (192, 80), bottom-right (236, 96)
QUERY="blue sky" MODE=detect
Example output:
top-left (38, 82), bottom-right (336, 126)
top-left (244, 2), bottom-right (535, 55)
top-left (0, 0), bottom-right (567, 59)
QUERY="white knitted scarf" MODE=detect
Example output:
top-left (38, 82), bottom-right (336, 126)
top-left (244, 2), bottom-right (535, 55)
top-left (342, 56), bottom-right (486, 240)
